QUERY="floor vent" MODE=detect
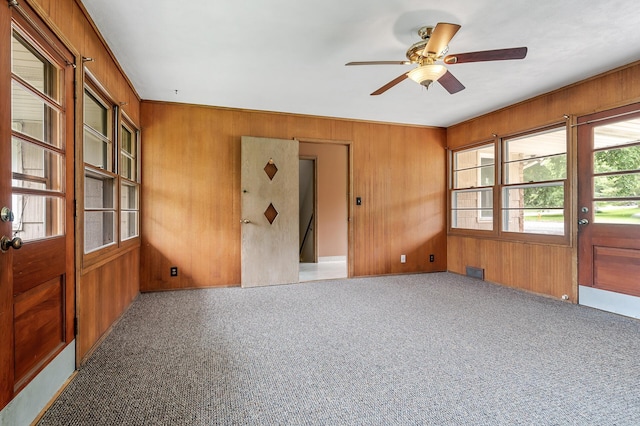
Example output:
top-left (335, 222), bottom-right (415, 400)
top-left (466, 266), bottom-right (485, 280)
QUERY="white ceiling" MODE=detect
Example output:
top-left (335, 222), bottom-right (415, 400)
top-left (81, 0), bottom-right (640, 128)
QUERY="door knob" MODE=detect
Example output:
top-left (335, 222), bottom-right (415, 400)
top-left (578, 218), bottom-right (589, 225)
top-left (1, 236), bottom-right (23, 252)
top-left (240, 219), bottom-right (251, 224)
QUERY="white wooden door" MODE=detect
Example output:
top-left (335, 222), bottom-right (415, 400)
top-left (241, 137), bottom-right (299, 287)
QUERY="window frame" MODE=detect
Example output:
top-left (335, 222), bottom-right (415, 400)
top-left (448, 123), bottom-right (570, 245)
top-left (82, 71), bottom-right (141, 265)
top-left (119, 115), bottom-right (140, 243)
top-left (449, 140), bottom-right (497, 236)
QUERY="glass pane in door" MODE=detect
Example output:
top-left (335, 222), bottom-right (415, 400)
top-left (593, 119), bottom-right (640, 225)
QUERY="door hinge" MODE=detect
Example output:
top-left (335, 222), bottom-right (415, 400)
top-left (74, 317), bottom-right (78, 336)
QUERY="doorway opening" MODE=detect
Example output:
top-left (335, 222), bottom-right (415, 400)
top-left (298, 142), bottom-right (349, 282)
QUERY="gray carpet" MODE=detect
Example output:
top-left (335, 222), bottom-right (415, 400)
top-left (38, 273), bottom-right (640, 425)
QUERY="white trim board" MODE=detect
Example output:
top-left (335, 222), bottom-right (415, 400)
top-left (579, 286), bottom-right (640, 319)
top-left (0, 341), bottom-right (75, 426)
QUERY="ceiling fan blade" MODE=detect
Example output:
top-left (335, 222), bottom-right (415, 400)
top-left (424, 23), bottom-right (461, 56)
top-left (444, 47), bottom-right (528, 64)
top-left (438, 70), bottom-right (465, 94)
top-left (371, 73), bottom-right (409, 96)
top-left (346, 61), bottom-right (411, 66)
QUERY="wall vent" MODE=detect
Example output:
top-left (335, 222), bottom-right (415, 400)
top-left (465, 266), bottom-right (485, 280)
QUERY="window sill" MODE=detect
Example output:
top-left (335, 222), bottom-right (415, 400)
top-left (447, 228), bottom-right (572, 248)
top-left (81, 237), bottom-right (140, 274)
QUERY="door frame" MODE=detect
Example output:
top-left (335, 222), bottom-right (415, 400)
top-left (296, 137), bottom-right (353, 278)
top-left (577, 102), bottom-right (640, 318)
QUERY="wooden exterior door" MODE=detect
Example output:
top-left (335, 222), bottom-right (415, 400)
top-left (577, 104), bottom-right (640, 297)
top-left (0, 4), bottom-right (75, 409)
top-left (241, 137), bottom-right (299, 287)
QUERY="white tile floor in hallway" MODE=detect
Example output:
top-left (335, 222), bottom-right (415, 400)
top-left (299, 260), bottom-right (347, 282)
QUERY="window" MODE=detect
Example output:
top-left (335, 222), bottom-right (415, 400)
top-left (451, 143), bottom-right (495, 231)
top-left (83, 84), bottom-right (116, 253)
top-left (83, 76), bottom-right (141, 255)
top-left (591, 118), bottom-right (640, 224)
top-left (120, 120), bottom-right (139, 240)
top-left (502, 128), bottom-right (567, 236)
top-left (10, 29), bottom-right (65, 241)
top-left (83, 90), bottom-right (112, 170)
top-left (449, 125), bottom-right (568, 240)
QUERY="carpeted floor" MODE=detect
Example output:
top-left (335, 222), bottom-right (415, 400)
top-left (38, 273), bottom-right (640, 425)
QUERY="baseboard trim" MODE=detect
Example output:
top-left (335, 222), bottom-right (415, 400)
top-left (579, 286), bottom-right (640, 319)
top-left (0, 341), bottom-right (75, 426)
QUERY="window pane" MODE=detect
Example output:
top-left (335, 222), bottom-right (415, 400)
top-left (594, 202), bottom-right (640, 225)
top-left (11, 194), bottom-right (64, 241)
top-left (121, 126), bottom-right (133, 154)
top-left (454, 165), bottom-right (494, 189)
top-left (11, 31), bottom-right (59, 100)
top-left (451, 209), bottom-right (493, 230)
top-left (453, 145), bottom-right (494, 190)
top-left (120, 153), bottom-right (135, 181)
top-left (504, 154), bottom-right (566, 184)
top-left (502, 209), bottom-right (564, 235)
top-left (85, 170), bottom-right (115, 209)
top-left (84, 211), bottom-right (115, 253)
top-left (121, 211), bottom-right (139, 240)
top-left (594, 119), bottom-right (640, 150)
top-left (84, 91), bottom-right (108, 136)
top-left (503, 183), bottom-right (564, 235)
top-left (454, 145), bottom-right (494, 169)
top-left (503, 184), bottom-right (564, 209)
top-left (504, 128), bottom-right (566, 184)
top-left (504, 129), bottom-right (566, 159)
top-left (11, 81), bottom-right (61, 148)
top-left (594, 173), bottom-right (640, 199)
top-left (121, 183), bottom-right (138, 210)
top-left (120, 125), bottom-right (137, 181)
top-left (451, 189), bottom-right (493, 230)
top-left (84, 129), bottom-right (111, 170)
top-left (452, 189), bottom-right (493, 209)
top-left (12, 137), bottom-right (64, 191)
top-left (594, 145), bottom-right (640, 174)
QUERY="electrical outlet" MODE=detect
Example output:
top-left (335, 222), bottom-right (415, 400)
top-left (170, 267), bottom-right (178, 277)
top-left (400, 254), bottom-right (406, 263)
top-left (429, 254), bottom-right (435, 262)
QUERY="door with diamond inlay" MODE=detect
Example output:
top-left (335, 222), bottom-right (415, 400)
top-left (241, 137), bottom-right (299, 287)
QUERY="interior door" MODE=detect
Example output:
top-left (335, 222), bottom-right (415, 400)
top-left (577, 104), bottom-right (640, 297)
top-left (241, 136), bottom-right (299, 287)
top-left (0, 5), bottom-right (75, 408)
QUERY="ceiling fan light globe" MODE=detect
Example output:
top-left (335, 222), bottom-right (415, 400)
top-left (408, 64), bottom-right (447, 86)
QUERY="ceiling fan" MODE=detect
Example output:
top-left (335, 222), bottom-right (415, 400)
top-left (346, 23), bottom-right (527, 95)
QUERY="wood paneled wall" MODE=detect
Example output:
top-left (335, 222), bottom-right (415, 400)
top-left (447, 61), bottom-right (640, 300)
top-left (140, 102), bottom-right (447, 291)
top-left (77, 248), bottom-right (140, 359)
top-left (27, 0), bottom-right (141, 360)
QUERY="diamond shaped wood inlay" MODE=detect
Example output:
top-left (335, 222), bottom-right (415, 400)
top-left (264, 160), bottom-right (278, 181)
top-left (264, 203), bottom-right (278, 225)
